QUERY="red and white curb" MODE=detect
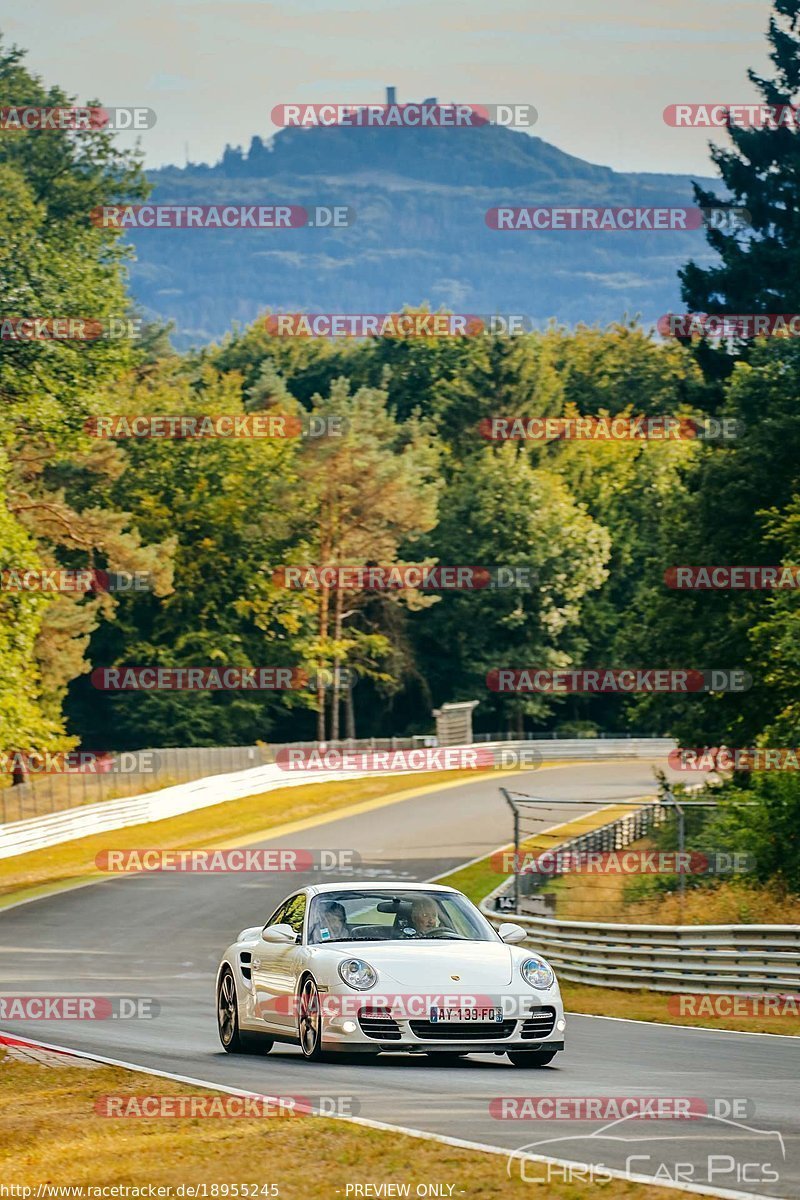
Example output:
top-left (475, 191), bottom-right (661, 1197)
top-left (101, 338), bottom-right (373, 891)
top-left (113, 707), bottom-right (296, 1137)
top-left (0, 1031), bottom-right (100, 1068)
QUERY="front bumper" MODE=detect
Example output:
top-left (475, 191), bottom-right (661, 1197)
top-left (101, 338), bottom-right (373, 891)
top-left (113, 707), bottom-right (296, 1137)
top-left (322, 993), bottom-right (566, 1053)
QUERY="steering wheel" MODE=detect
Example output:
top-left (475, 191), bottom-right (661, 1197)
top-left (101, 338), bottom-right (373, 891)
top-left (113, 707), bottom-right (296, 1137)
top-left (421, 928), bottom-right (462, 939)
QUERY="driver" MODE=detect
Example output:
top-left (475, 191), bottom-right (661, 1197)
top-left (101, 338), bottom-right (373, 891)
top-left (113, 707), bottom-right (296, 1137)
top-left (410, 896), bottom-right (440, 934)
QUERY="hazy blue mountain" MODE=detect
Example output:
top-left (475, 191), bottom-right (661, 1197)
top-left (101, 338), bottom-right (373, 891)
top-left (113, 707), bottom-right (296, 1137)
top-left (126, 122), bottom-right (719, 348)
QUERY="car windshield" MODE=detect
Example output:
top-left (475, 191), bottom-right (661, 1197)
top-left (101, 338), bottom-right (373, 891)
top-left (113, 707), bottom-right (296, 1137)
top-left (307, 890), bottom-right (496, 944)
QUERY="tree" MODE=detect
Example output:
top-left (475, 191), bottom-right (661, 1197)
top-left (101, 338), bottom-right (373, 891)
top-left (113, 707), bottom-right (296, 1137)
top-left (286, 379), bottom-right (442, 739)
top-left (621, 340), bottom-right (800, 745)
top-left (67, 363), bottom-right (310, 748)
top-left (0, 42), bottom-right (162, 756)
top-left (681, 2), bottom-right (800, 320)
top-left (412, 444), bottom-right (610, 733)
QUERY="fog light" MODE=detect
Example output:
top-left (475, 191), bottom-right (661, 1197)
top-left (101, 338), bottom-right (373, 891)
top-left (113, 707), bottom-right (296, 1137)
top-left (557, 1018), bottom-right (566, 1032)
top-left (342, 1020), bottom-right (357, 1033)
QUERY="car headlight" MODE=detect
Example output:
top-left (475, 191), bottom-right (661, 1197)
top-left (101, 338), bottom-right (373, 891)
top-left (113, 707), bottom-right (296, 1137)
top-left (521, 956), bottom-right (554, 990)
top-left (337, 958), bottom-right (378, 990)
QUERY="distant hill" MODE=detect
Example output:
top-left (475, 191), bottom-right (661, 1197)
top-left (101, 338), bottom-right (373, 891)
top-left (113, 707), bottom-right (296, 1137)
top-left (126, 121), bottom-right (719, 348)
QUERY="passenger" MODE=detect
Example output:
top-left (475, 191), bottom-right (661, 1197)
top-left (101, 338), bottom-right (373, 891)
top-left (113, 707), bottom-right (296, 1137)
top-left (320, 900), bottom-right (349, 940)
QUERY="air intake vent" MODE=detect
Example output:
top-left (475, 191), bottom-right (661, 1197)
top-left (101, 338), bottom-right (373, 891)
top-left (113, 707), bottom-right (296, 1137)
top-left (521, 1005), bottom-right (556, 1039)
top-left (239, 951), bottom-right (252, 981)
top-left (409, 1020), bottom-right (516, 1041)
top-left (358, 1006), bottom-right (402, 1041)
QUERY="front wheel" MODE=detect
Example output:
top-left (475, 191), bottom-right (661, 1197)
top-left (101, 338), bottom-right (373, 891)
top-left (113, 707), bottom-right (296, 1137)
top-left (298, 976), bottom-right (326, 1061)
top-left (507, 1049), bottom-right (558, 1067)
top-left (217, 967), bottom-right (273, 1054)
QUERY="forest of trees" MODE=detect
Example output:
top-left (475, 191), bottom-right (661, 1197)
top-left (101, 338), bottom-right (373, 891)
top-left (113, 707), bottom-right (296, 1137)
top-left (1, 0), bottom-right (799, 816)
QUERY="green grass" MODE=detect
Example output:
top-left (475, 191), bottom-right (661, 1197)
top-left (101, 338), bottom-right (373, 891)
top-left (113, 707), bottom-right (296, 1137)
top-left (0, 1051), bottom-right (699, 1199)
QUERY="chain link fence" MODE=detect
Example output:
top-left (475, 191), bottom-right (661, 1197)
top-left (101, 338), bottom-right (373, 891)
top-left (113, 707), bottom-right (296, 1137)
top-left (0, 737), bottom-right (434, 824)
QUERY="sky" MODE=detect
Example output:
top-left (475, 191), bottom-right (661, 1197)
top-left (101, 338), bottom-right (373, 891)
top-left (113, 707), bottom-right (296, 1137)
top-left (3, 0), bottom-right (774, 175)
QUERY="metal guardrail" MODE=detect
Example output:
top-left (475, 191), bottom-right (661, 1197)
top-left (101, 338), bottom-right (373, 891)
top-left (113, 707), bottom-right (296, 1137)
top-left (1, 734), bottom-right (675, 825)
top-left (0, 737), bottom-right (675, 860)
top-left (480, 801), bottom-right (800, 994)
top-left (0, 737), bottom-right (455, 825)
top-left (0, 759), bottom-right (399, 861)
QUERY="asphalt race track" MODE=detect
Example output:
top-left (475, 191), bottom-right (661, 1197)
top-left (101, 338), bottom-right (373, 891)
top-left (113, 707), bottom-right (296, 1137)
top-left (1, 760), bottom-right (798, 1198)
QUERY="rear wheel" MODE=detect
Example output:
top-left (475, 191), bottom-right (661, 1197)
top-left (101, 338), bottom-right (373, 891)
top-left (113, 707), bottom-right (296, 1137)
top-left (507, 1049), bottom-right (558, 1067)
top-left (217, 967), bottom-right (273, 1055)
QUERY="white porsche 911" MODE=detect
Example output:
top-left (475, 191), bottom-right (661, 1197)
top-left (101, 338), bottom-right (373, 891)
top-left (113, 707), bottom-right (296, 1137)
top-left (216, 881), bottom-right (565, 1066)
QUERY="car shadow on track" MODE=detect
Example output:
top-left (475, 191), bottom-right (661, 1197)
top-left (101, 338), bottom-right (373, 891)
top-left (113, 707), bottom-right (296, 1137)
top-left (214, 1047), bottom-right (562, 1071)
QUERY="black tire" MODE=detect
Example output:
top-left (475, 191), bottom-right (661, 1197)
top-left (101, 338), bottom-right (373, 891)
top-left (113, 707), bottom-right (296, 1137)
top-left (217, 967), bottom-right (273, 1055)
top-left (507, 1049), bottom-right (558, 1067)
top-left (298, 975), bottom-right (326, 1061)
top-left (426, 1052), bottom-right (467, 1065)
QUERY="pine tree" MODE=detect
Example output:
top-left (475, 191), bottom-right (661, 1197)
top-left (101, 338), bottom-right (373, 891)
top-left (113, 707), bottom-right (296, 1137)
top-left (680, 1), bottom-right (800, 316)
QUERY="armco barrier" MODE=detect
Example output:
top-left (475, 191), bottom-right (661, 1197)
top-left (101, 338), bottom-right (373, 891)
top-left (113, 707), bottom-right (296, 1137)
top-left (480, 803), bottom-right (800, 995)
top-left (0, 737), bottom-right (675, 860)
top-left (0, 760), bottom-right (386, 860)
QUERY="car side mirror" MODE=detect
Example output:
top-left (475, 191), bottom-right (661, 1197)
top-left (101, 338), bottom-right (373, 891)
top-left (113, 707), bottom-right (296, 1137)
top-left (262, 923), bottom-right (297, 944)
top-left (498, 922), bottom-right (527, 944)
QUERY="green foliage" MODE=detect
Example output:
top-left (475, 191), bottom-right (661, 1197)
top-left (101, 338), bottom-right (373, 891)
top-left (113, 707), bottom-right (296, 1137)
top-left (412, 444), bottom-right (610, 728)
top-left (716, 772), bottom-right (800, 894)
top-left (0, 40), bottom-right (157, 752)
top-left (681, 2), bottom-right (800, 318)
top-left (3, 0), bottom-right (799, 939)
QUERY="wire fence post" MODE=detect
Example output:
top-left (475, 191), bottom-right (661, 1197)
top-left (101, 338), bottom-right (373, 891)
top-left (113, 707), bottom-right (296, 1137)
top-left (500, 787), bottom-right (519, 913)
top-left (662, 786), bottom-right (685, 925)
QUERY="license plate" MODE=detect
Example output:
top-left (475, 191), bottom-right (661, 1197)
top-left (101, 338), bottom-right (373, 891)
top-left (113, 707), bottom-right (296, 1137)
top-left (429, 1006), bottom-right (503, 1023)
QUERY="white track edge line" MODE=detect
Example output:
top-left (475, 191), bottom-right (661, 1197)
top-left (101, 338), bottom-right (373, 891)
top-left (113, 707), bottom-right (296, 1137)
top-left (0, 1030), bottom-right (775, 1200)
top-left (565, 1012), bottom-right (799, 1039)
